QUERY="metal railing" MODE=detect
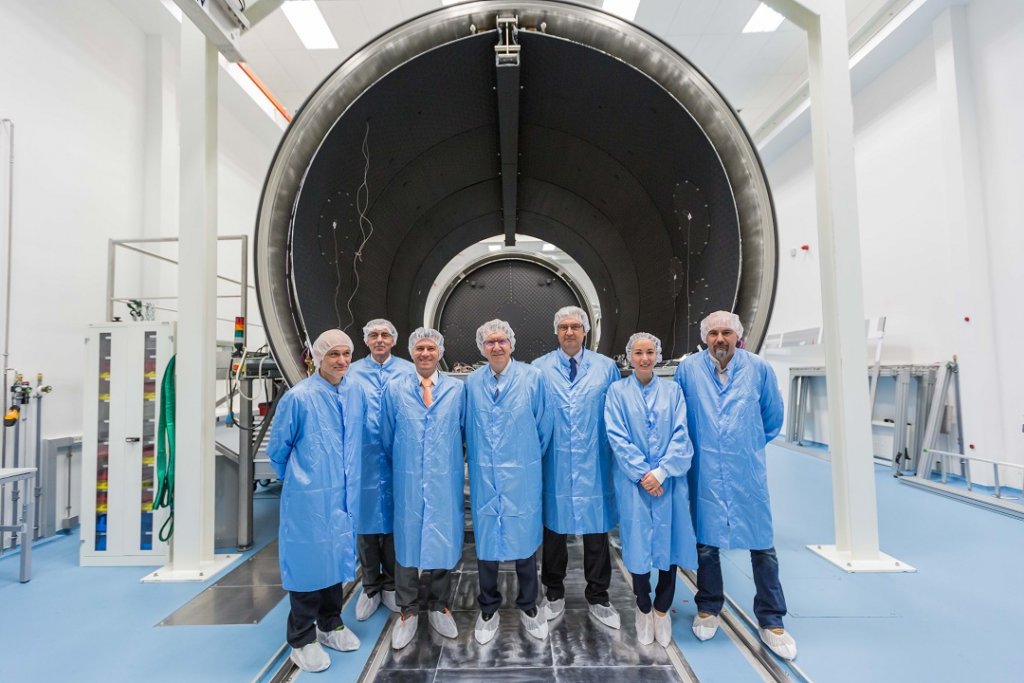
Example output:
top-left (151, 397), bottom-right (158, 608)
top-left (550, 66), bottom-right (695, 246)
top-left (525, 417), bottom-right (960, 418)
top-left (927, 448), bottom-right (1023, 500)
top-left (105, 235), bottom-right (258, 337)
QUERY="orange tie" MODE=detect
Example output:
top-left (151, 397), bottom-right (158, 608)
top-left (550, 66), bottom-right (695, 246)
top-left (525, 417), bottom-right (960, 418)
top-left (421, 377), bottom-right (433, 408)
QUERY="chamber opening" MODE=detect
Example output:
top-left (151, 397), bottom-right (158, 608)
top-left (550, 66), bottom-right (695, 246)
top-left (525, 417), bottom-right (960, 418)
top-left (256, 3), bottom-right (777, 386)
top-left (425, 234), bottom-right (601, 368)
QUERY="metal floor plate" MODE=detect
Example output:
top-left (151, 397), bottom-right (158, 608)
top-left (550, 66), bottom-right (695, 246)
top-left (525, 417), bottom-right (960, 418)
top-left (370, 536), bottom-right (684, 682)
top-left (158, 540), bottom-right (285, 626)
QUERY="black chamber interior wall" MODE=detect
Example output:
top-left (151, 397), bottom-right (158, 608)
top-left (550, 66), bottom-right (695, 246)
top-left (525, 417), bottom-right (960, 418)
top-left (287, 30), bottom-right (743, 364)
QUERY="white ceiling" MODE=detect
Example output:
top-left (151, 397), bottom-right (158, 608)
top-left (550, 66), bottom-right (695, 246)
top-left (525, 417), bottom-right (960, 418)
top-left (235, 0), bottom-right (898, 135)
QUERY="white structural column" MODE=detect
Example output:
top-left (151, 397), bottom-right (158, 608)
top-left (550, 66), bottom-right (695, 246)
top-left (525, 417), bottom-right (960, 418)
top-left (933, 7), bottom-right (1005, 479)
top-left (142, 33), bottom-right (180, 306)
top-left (144, 17), bottom-right (236, 581)
top-left (769, 0), bottom-right (910, 572)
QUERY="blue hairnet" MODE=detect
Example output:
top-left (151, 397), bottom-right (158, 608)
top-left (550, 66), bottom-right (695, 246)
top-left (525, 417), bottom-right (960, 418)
top-left (362, 318), bottom-right (399, 345)
top-left (407, 326), bottom-right (445, 357)
top-left (475, 319), bottom-right (516, 354)
top-left (552, 306), bottom-right (591, 334)
top-left (311, 329), bottom-right (354, 366)
top-left (700, 311), bottom-right (743, 342)
top-left (625, 332), bottom-right (663, 364)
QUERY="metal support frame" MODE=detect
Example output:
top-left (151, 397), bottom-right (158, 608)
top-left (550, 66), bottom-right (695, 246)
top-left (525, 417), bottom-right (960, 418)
top-left (768, 0), bottom-right (906, 572)
top-left (932, 449), bottom-right (1024, 499)
top-left (915, 359), bottom-right (963, 479)
top-left (105, 235), bottom-right (252, 337)
top-left (235, 375), bottom-right (282, 551)
top-left (171, 0), bottom-right (247, 62)
top-left (494, 14), bottom-right (521, 247)
top-left (36, 436), bottom-right (79, 539)
top-left (0, 468), bottom-right (36, 582)
top-left (142, 17), bottom-right (238, 583)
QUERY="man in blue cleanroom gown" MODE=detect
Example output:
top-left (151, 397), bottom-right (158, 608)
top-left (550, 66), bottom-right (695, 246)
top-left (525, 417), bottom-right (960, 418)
top-left (675, 310), bottom-right (797, 661)
top-left (463, 319), bottom-right (553, 645)
top-left (347, 318), bottom-right (415, 621)
top-left (267, 329), bottom-right (365, 673)
top-left (532, 306), bottom-right (622, 629)
top-left (380, 327), bottom-right (465, 650)
top-left (605, 332), bottom-right (697, 648)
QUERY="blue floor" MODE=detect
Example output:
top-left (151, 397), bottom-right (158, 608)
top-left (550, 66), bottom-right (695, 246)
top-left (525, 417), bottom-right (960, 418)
top-left (718, 445), bottom-right (1024, 683)
top-left (3, 446), bottom-right (1024, 681)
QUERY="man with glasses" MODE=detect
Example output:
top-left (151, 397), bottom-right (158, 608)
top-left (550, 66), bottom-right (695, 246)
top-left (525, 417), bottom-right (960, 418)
top-left (348, 318), bottom-right (415, 621)
top-left (533, 306), bottom-right (622, 629)
top-left (464, 319), bottom-right (553, 644)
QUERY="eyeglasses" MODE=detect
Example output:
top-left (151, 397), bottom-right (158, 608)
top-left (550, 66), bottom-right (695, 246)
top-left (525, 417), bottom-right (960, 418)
top-left (483, 338), bottom-right (511, 348)
top-left (557, 323), bottom-right (584, 332)
top-left (367, 332), bottom-right (393, 340)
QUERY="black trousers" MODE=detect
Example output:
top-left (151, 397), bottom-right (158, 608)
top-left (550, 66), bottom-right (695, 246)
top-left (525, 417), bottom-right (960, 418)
top-left (631, 566), bottom-right (677, 614)
top-left (287, 583), bottom-right (344, 648)
top-left (478, 554), bottom-right (538, 616)
top-left (395, 561), bottom-right (453, 615)
top-left (541, 527), bottom-right (612, 605)
top-left (357, 533), bottom-right (396, 597)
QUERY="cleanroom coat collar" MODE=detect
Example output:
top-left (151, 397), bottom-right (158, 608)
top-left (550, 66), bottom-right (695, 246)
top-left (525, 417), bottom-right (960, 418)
top-left (312, 369), bottom-right (346, 392)
top-left (700, 347), bottom-right (749, 392)
top-left (556, 347), bottom-right (586, 382)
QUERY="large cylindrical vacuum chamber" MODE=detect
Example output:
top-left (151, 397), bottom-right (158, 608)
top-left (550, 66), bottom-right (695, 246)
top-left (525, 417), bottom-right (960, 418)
top-left (255, 0), bottom-right (777, 385)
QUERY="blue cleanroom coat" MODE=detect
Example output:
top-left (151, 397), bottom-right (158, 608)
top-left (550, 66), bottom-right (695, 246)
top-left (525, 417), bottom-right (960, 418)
top-left (267, 372), bottom-right (364, 592)
top-left (674, 348), bottom-right (784, 550)
top-left (348, 355), bottom-right (415, 535)
top-left (604, 374), bottom-right (697, 574)
top-left (533, 349), bottom-right (620, 535)
top-left (380, 372), bottom-right (465, 570)
top-left (463, 359), bottom-right (553, 561)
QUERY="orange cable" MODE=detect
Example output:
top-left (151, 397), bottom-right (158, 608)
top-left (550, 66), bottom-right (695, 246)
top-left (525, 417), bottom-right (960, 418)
top-left (238, 62), bottom-right (292, 122)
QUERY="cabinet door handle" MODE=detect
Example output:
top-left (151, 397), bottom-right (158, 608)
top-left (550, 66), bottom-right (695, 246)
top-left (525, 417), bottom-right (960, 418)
top-left (125, 437), bottom-right (140, 443)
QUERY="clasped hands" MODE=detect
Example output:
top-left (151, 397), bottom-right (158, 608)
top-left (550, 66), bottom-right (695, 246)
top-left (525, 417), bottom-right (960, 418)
top-left (640, 471), bottom-right (664, 497)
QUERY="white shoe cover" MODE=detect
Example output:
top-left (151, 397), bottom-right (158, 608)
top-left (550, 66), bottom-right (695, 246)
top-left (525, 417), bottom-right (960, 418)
top-left (543, 597), bottom-right (565, 621)
top-left (381, 589), bottom-right (400, 613)
top-left (654, 612), bottom-right (672, 647)
top-left (355, 590), bottom-right (380, 622)
top-left (474, 611), bottom-right (500, 645)
top-left (635, 606), bottom-right (654, 645)
top-left (391, 614), bottom-right (418, 650)
top-left (428, 609), bottom-right (458, 638)
top-left (759, 627), bottom-right (798, 660)
top-left (588, 602), bottom-right (621, 629)
top-left (692, 612), bottom-right (719, 641)
top-left (520, 609), bottom-right (549, 640)
top-left (290, 641), bottom-right (330, 672)
top-left (317, 625), bottom-right (360, 652)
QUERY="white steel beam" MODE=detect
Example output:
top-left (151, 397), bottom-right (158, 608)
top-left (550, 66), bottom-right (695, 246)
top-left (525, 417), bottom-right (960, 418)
top-left (144, 17), bottom-right (237, 582)
top-left (767, 0), bottom-right (911, 572)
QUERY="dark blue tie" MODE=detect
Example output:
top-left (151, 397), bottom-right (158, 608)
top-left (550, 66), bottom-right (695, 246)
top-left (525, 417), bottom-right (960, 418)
top-left (569, 357), bottom-right (578, 382)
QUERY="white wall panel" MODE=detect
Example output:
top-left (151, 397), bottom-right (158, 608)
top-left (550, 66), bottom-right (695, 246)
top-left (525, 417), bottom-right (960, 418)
top-left (763, 0), bottom-right (1024, 464)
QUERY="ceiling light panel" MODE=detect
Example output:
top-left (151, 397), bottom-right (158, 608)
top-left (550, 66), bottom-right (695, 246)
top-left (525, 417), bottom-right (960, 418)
top-left (282, 0), bottom-right (338, 50)
top-left (742, 3), bottom-right (785, 33)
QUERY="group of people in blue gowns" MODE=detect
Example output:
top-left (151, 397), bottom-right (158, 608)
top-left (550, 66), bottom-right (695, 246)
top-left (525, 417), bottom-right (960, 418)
top-left (268, 309), bottom-right (797, 673)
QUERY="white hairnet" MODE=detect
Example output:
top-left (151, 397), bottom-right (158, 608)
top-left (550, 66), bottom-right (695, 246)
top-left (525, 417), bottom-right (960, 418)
top-left (700, 310), bottom-right (744, 342)
top-left (475, 319), bottom-right (517, 355)
top-left (311, 329), bottom-right (354, 366)
top-left (362, 318), bottom-right (398, 345)
top-left (552, 306), bottom-right (591, 334)
top-left (626, 332), bottom-right (663, 364)
top-left (407, 327), bottom-right (445, 357)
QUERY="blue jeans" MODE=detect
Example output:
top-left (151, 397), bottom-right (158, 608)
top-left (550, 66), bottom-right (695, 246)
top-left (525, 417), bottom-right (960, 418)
top-left (695, 544), bottom-right (787, 629)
